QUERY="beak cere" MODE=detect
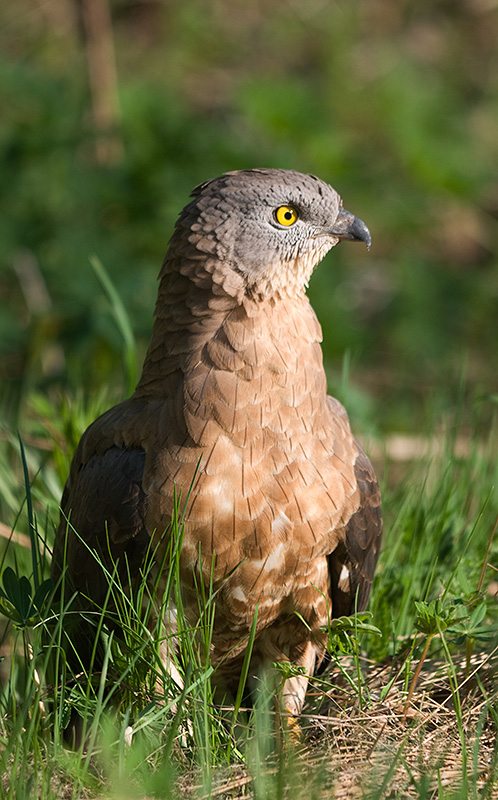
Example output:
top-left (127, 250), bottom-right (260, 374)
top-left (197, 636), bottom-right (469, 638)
top-left (328, 208), bottom-right (372, 250)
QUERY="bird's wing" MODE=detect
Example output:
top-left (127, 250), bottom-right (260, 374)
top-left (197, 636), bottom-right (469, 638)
top-left (52, 441), bottom-right (150, 609)
top-left (326, 399), bottom-right (382, 618)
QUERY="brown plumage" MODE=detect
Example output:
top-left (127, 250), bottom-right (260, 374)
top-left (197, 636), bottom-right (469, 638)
top-left (52, 169), bottom-right (382, 716)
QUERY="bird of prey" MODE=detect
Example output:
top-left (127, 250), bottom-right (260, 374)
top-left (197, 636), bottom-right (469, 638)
top-left (51, 169), bottom-right (382, 719)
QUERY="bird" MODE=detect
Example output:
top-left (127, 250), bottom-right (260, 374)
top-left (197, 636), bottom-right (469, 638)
top-left (51, 168), bottom-right (382, 720)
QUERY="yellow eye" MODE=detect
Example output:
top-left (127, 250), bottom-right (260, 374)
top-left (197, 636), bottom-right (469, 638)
top-left (275, 205), bottom-right (298, 226)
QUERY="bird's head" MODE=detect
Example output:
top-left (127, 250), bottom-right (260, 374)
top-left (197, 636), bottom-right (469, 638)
top-left (171, 168), bottom-right (371, 301)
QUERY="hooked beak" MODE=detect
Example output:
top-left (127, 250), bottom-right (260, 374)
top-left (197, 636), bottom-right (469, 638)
top-left (327, 207), bottom-right (372, 251)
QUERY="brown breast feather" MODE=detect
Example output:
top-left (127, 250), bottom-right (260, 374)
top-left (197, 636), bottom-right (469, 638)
top-left (155, 300), bottom-right (358, 635)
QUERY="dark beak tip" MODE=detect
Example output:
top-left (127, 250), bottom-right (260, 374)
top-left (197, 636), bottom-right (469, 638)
top-left (329, 208), bottom-right (372, 251)
top-left (351, 216), bottom-right (372, 251)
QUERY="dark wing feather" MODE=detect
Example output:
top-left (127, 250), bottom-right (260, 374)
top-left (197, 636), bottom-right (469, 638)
top-left (327, 446), bottom-right (382, 617)
top-left (52, 445), bottom-right (150, 609)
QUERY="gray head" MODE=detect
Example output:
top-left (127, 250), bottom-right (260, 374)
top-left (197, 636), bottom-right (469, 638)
top-left (172, 168), bottom-right (371, 300)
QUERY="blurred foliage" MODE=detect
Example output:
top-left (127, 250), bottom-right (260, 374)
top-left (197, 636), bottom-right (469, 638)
top-left (0, 0), bottom-right (497, 431)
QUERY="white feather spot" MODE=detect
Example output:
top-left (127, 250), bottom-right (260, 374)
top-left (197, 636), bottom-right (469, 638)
top-left (231, 586), bottom-right (246, 602)
top-left (264, 541), bottom-right (285, 572)
top-left (272, 512), bottom-right (291, 538)
top-left (249, 540), bottom-right (286, 574)
top-left (339, 565), bottom-right (350, 584)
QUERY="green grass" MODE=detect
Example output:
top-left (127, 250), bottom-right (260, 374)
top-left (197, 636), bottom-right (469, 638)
top-left (0, 388), bottom-right (497, 799)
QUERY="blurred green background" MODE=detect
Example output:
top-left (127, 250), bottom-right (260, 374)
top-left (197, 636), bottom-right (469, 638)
top-left (1, 0), bottom-right (497, 432)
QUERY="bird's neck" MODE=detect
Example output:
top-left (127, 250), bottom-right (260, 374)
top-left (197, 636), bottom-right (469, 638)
top-left (133, 270), bottom-right (325, 407)
top-left (133, 271), bottom-right (239, 398)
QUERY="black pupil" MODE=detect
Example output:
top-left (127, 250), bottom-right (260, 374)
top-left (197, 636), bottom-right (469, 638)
top-left (284, 210), bottom-right (293, 220)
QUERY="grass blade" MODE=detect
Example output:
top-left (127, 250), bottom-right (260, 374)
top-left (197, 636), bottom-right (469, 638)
top-left (90, 255), bottom-right (137, 395)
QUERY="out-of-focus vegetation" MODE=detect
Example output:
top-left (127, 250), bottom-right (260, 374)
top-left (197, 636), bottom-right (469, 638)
top-left (1, 6), bottom-right (498, 797)
top-left (1, 0), bottom-right (497, 431)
